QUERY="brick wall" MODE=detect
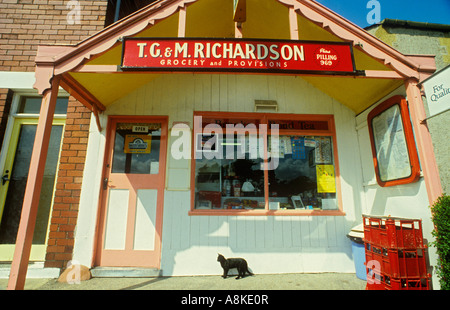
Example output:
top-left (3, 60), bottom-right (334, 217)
top-left (0, 0), bottom-right (108, 72)
top-left (45, 97), bottom-right (91, 269)
top-left (0, 1), bottom-right (108, 270)
top-left (0, 89), bottom-right (13, 149)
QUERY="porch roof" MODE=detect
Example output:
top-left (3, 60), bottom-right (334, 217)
top-left (34, 0), bottom-right (436, 115)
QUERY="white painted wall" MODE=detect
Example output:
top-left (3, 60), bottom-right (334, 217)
top-left (76, 73), bottom-right (436, 277)
top-left (72, 113), bottom-right (107, 267)
top-left (355, 87), bottom-right (438, 288)
top-left (0, 72), bottom-right (36, 90)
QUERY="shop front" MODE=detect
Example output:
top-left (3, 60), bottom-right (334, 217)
top-left (7, 0), bottom-right (442, 289)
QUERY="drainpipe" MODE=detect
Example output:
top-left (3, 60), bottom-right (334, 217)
top-left (114, 0), bottom-right (122, 22)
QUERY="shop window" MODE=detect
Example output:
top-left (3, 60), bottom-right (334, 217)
top-left (192, 112), bottom-right (341, 215)
top-left (367, 95), bottom-right (420, 187)
top-left (17, 96), bottom-right (68, 115)
top-left (111, 122), bottom-right (161, 174)
top-left (268, 135), bottom-right (337, 210)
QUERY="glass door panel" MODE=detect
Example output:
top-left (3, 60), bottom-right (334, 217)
top-left (0, 120), bottom-right (63, 260)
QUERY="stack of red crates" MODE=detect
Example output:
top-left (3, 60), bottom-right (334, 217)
top-left (363, 215), bottom-right (431, 290)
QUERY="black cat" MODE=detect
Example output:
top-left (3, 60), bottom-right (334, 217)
top-left (217, 253), bottom-right (253, 279)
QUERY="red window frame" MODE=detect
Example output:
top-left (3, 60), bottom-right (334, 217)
top-left (190, 111), bottom-right (344, 216)
top-left (367, 95), bottom-right (420, 187)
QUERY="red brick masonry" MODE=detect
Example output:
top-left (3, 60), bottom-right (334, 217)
top-left (0, 0), bottom-right (107, 72)
top-left (0, 0), bottom-right (108, 270)
top-left (45, 97), bottom-right (91, 269)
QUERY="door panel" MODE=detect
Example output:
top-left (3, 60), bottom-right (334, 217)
top-left (104, 189), bottom-right (129, 250)
top-left (96, 117), bottom-right (167, 268)
top-left (0, 119), bottom-right (64, 261)
top-left (134, 189), bottom-right (157, 251)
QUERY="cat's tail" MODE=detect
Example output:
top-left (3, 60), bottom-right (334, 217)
top-left (247, 269), bottom-right (254, 276)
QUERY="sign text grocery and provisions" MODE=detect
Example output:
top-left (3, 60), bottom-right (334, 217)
top-left (121, 38), bottom-right (356, 74)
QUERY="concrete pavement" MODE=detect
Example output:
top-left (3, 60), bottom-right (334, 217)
top-left (0, 273), bottom-right (366, 290)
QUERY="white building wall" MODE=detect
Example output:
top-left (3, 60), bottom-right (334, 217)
top-left (76, 73), bottom-right (371, 275)
top-left (355, 87), bottom-right (438, 288)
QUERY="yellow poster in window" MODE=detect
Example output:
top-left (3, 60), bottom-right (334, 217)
top-left (316, 165), bottom-right (336, 193)
top-left (124, 135), bottom-right (151, 154)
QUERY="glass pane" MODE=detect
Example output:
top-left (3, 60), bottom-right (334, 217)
top-left (195, 134), bottom-right (264, 210)
top-left (371, 104), bottom-right (411, 182)
top-left (268, 135), bottom-right (337, 210)
top-left (111, 123), bottom-right (161, 174)
top-left (18, 97), bottom-right (69, 115)
top-left (0, 125), bottom-right (63, 244)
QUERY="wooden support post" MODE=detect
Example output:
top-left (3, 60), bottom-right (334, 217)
top-left (405, 78), bottom-right (443, 205)
top-left (235, 22), bottom-right (243, 38)
top-left (93, 105), bottom-right (102, 132)
top-left (289, 6), bottom-right (299, 40)
top-left (7, 76), bottom-right (60, 290)
top-left (178, 6), bottom-right (186, 37)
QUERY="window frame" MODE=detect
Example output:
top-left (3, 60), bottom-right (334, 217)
top-left (367, 95), bottom-right (420, 187)
top-left (0, 93), bottom-right (68, 260)
top-left (189, 111), bottom-right (344, 216)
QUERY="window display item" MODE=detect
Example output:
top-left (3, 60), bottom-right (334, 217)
top-left (241, 180), bottom-right (255, 193)
top-left (291, 195), bottom-right (305, 209)
top-left (223, 177), bottom-right (231, 196)
top-left (198, 191), bottom-right (221, 209)
top-left (232, 177), bottom-right (241, 197)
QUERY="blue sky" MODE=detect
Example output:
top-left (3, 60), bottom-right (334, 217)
top-left (315, 0), bottom-right (450, 28)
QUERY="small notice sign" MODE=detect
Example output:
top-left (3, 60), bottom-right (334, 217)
top-left (132, 125), bottom-right (149, 133)
top-left (124, 135), bottom-right (151, 154)
top-left (422, 65), bottom-right (450, 117)
top-left (316, 164), bottom-right (336, 193)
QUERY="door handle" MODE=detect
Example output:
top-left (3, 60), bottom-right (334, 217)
top-left (2, 170), bottom-right (10, 185)
top-left (103, 178), bottom-right (108, 190)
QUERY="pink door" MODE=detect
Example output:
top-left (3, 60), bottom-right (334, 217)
top-left (95, 116), bottom-right (167, 268)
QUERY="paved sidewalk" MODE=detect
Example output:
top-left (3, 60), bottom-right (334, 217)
top-left (1, 273), bottom-right (366, 290)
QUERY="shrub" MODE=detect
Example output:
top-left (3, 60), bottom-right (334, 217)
top-left (430, 194), bottom-right (450, 290)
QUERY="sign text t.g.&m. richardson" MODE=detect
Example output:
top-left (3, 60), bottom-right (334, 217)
top-left (121, 38), bottom-right (356, 75)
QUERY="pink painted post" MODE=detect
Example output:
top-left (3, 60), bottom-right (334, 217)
top-left (7, 76), bottom-right (60, 290)
top-left (289, 6), bottom-right (299, 40)
top-left (405, 78), bottom-right (443, 205)
top-left (178, 6), bottom-right (186, 37)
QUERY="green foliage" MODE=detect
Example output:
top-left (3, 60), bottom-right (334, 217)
top-left (430, 194), bottom-right (450, 290)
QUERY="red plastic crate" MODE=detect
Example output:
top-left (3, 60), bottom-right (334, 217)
top-left (363, 215), bottom-right (424, 249)
top-left (365, 243), bottom-right (428, 278)
top-left (366, 274), bottom-right (430, 290)
top-left (366, 281), bottom-right (385, 290)
top-left (365, 268), bottom-right (385, 290)
top-left (384, 276), bottom-right (430, 290)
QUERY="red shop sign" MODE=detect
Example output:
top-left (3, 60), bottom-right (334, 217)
top-left (121, 38), bottom-right (356, 75)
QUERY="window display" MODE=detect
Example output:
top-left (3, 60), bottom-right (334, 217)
top-left (192, 112), bottom-right (341, 214)
top-left (268, 135), bottom-right (337, 211)
top-left (195, 134), bottom-right (264, 210)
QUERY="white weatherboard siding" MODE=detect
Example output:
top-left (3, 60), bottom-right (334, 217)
top-left (108, 73), bottom-right (360, 275)
top-left (161, 190), bottom-right (354, 276)
top-left (75, 73), bottom-right (404, 276)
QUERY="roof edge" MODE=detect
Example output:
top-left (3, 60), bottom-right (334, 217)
top-left (366, 19), bottom-right (450, 32)
top-left (284, 0), bottom-right (431, 78)
top-left (34, 0), bottom-right (437, 94)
